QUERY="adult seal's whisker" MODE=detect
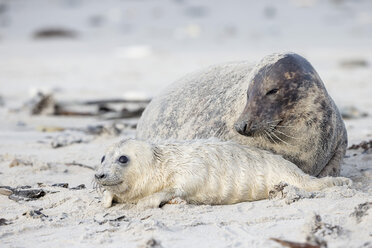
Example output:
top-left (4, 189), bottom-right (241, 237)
top-left (270, 131), bottom-right (294, 147)
top-left (266, 119), bottom-right (283, 124)
top-left (272, 124), bottom-right (296, 128)
top-left (274, 129), bottom-right (301, 140)
top-left (264, 130), bottom-right (278, 145)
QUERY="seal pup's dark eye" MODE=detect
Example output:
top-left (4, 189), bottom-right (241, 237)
top-left (266, 88), bottom-right (279, 96)
top-left (101, 156), bottom-right (105, 163)
top-left (118, 155), bottom-right (129, 164)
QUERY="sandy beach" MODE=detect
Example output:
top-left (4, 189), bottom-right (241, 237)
top-left (0, 1), bottom-right (371, 247)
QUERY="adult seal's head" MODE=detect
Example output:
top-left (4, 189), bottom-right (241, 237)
top-left (235, 53), bottom-right (347, 176)
top-left (235, 53), bottom-right (321, 136)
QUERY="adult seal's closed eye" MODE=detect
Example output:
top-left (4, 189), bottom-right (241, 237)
top-left (95, 139), bottom-right (351, 208)
top-left (136, 52), bottom-right (347, 177)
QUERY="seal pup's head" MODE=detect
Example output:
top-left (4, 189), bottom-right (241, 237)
top-left (235, 53), bottom-right (326, 146)
top-left (95, 139), bottom-right (161, 200)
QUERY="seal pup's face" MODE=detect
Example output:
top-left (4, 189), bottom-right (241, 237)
top-left (94, 139), bottom-right (156, 197)
top-left (235, 53), bottom-right (323, 145)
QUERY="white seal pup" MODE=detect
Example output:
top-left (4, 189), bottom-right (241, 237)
top-left (136, 52), bottom-right (347, 177)
top-left (95, 139), bottom-right (351, 208)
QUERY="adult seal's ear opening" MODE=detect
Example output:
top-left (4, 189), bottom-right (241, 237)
top-left (234, 53), bottom-right (347, 177)
top-left (136, 52), bottom-right (347, 178)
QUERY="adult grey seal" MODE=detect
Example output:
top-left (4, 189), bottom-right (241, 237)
top-left (95, 139), bottom-right (351, 208)
top-left (136, 53), bottom-right (347, 177)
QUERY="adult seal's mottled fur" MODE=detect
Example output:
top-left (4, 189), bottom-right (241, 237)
top-left (136, 53), bottom-right (347, 177)
top-left (95, 139), bottom-right (351, 208)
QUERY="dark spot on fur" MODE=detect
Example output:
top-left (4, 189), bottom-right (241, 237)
top-left (320, 100), bottom-right (328, 111)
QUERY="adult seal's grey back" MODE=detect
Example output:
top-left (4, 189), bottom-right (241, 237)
top-left (136, 53), bottom-right (347, 177)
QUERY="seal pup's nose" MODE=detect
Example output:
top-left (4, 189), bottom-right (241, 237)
top-left (95, 173), bottom-right (107, 180)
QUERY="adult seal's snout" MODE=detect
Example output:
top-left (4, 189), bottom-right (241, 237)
top-left (234, 122), bottom-right (246, 135)
top-left (234, 121), bottom-right (255, 136)
top-left (136, 52), bottom-right (347, 177)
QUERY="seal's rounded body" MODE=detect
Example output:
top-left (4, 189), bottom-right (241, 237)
top-left (136, 53), bottom-right (347, 177)
top-left (95, 139), bottom-right (351, 208)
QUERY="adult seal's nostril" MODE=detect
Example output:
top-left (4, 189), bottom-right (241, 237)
top-left (243, 123), bottom-right (248, 133)
top-left (95, 173), bottom-right (106, 180)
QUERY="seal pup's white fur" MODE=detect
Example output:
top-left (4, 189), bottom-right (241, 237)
top-left (95, 139), bottom-right (351, 208)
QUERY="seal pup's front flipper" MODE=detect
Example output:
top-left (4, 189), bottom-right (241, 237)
top-left (136, 189), bottom-right (178, 209)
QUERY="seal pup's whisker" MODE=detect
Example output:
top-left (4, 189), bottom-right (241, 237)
top-left (92, 179), bottom-right (97, 191)
top-left (93, 179), bottom-right (104, 194)
top-left (95, 182), bottom-right (103, 194)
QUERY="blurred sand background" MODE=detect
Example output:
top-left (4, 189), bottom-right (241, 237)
top-left (0, 0), bottom-right (371, 247)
